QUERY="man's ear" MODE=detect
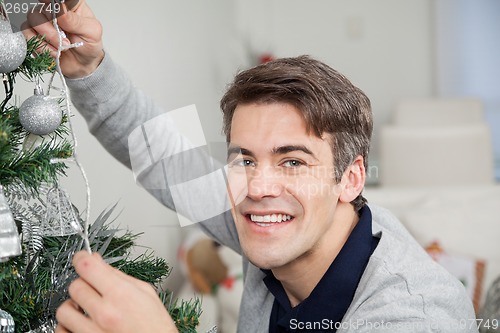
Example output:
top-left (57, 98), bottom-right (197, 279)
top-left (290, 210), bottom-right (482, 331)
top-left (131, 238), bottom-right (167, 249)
top-left (339, 156), bottom-right (366, 203)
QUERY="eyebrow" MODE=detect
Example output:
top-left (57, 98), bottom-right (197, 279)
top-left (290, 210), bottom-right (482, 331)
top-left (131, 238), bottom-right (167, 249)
top-left (227, 146), bottom-right (255, 159)
top-left (272, 145), bottom-right (315, 157)
top-left (227, 144), bottom-right (317, 159)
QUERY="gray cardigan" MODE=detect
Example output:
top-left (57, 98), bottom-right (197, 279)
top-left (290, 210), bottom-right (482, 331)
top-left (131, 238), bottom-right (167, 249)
top-left (67, 54), bottom-right (477, 333)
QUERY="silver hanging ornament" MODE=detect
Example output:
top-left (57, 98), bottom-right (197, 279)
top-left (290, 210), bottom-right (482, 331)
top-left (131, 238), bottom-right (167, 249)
top-left (41, 187), bottom-right (82, 236)
top-left (0, 185), bottom-right (22, 262)
top-left (19, 86), bottom-right (63, 135)
top-left (23, 133), bottom-right (52, 152)
top-left (0, 18), bottom-right (27, 74)
top-left (0, 308), bottom-right (15, 333)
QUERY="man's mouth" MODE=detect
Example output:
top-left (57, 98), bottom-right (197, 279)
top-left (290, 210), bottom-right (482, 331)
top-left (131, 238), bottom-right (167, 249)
top-left (248, 213), bottom-right (294, 227)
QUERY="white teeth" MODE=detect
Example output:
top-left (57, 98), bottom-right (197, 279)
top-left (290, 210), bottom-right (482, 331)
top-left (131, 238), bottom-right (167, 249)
top-left (250, 214), bottom-right (292, 223)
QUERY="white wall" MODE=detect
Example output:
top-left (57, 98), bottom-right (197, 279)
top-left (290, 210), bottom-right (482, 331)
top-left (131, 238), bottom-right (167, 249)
top-left (14, 0), bottom-right (435, 291)
top-left (15, 0), bottom-right (239, 292)
top-left (87, 0), bottom-right (434, 285)
top-left (70, 0), bottom-right (239, 291)
top-left (236, 0), bottom-right (434, 172)
top-left (434, 0), bottom-right (500, 179)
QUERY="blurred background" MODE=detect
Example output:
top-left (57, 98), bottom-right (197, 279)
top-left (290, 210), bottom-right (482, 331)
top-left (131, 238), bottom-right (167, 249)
top-left (12, 0), bottom-right (500, 329)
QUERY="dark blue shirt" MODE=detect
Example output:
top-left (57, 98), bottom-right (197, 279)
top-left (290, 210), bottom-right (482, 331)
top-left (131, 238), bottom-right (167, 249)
top-left (263, 205), bottom-right (379, 332)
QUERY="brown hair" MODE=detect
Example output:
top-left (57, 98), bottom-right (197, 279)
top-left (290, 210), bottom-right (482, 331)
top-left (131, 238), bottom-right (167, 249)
top-left (220, 55), bottom-right (372, 211)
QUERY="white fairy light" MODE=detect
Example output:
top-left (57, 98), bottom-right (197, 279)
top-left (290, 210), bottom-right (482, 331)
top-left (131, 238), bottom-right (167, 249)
top-left (48, 0), bottom-right (91, 253)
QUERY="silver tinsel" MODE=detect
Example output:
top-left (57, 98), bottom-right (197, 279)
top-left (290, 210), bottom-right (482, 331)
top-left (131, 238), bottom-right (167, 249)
top-left (4, 184), bottom-right (48, 257)
top-left (19, 88), bottom-right (62, 135)
top-left (0, 185), bottom-right (22, 262)
top-left (25, 320), bottom-right (57, 333)
top-left (0, 19), bottom-right (27, 74)
top-left (0, 308), bottom-right (14, 333)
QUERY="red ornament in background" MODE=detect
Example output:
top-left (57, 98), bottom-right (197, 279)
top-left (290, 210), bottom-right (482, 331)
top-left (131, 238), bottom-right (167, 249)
top-left (259, 54), bottom-right (274, 64)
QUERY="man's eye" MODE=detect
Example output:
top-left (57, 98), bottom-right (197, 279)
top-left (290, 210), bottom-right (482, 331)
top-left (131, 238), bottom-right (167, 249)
top-left (242, 159), bottom-right (254, 167)
top-left (282, 160), bottom-right (304, 168)
top-left (230, 159), bottom-right (255, 167)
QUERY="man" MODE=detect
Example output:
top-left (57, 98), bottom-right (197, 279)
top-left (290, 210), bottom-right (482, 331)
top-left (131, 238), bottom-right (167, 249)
top-left (24, 1), bottom-right (477, 332)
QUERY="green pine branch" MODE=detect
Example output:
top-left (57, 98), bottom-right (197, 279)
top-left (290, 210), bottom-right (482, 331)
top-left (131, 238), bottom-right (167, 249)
top-left (117, 252), bottom-right (171, 285)
top-left (0, 102), bottom-right (73, 192)
top-left (1, 36), bottom-right (55, 112)
top-left (19, 36), bottom-right (57, 81)
top-left (0, 23), bottom-right (202, 333)
top-left (0, 136), bottom-right (72, 193)
top-left (163, 293), bottom-right (203, 333)
top-left (0, 205), bottom-right (201, 333)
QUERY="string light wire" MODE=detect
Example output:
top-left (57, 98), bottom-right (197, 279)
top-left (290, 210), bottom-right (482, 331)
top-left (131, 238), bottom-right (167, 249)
top-left (49, 0), bottom-right (91, 253)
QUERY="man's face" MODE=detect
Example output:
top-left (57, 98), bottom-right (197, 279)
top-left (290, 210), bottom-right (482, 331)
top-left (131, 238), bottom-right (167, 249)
top-left (227, 102), bottom-right (343, 270)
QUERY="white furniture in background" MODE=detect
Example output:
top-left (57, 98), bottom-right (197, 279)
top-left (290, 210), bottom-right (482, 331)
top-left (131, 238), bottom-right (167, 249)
top-left (392, 98), bottom-right (484, 127)
top-left (379, 98), bottom-right (495, 187)
top-left (371, 97), bottom-right (499, 311)
top-left (365, 185), bottom-right (500, 309)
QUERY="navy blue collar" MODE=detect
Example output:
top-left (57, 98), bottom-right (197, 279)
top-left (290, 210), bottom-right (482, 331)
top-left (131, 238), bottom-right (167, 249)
top-left (263, 205), bottom-right (378, 332)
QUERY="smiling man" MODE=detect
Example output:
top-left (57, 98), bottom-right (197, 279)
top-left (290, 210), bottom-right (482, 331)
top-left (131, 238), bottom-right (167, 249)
top-left (23, 2), bottom-right (477, 332)
top-left (222, 60), bottom-right (374, 320)
top-left (210, 58), bottom-right (449, 332)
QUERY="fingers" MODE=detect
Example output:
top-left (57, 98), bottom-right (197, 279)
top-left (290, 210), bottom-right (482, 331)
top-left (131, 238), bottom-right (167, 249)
top-left (56, 299), bottom-right (99, 333)
top-left (24, 0), bottom-right (99, 47)
top-left (27, 19), bottom-right (69, 53)
top-left (21, 0), bottom-right (104, 77)
top-left (72, 251), bottom-right (118, 296)
top-left (72, 251), bottom-right (156, 298)
top-left (55, 0), bottom-right (98, 35)
top-left (57, 12), bottom-right (102, 43)
top-left (110, 265), bottom-right (158, 297)
top-left (24, 7), bottom-right (67, 53)
top-left (60, 251), bottom-right (177, 333)
top-left (68, 277), bottom-right (103, 319)
top-left (54, 324), bottom-right (70, 333)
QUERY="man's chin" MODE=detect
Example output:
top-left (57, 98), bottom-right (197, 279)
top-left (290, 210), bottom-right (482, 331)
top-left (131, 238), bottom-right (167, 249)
top-left (243, 251), bottom-right (289, 270)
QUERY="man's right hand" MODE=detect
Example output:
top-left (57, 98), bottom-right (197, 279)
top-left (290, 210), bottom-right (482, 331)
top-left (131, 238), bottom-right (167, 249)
top-left (22, 0), bottom-right (105, 78)
top-left (55, 251), bottom-right (179, 333)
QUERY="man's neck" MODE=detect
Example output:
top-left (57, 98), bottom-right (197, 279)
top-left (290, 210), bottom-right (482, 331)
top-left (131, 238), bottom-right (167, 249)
top-left (271, 203), bottom-right (359, 307)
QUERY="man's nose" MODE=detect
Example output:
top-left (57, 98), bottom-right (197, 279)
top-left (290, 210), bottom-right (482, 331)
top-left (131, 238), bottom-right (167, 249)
top-left (246, 166), bottom-right (284, 201)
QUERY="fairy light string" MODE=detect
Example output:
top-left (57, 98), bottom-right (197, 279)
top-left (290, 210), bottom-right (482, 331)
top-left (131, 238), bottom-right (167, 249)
top-left (48, 0), bottom-right (91, 253)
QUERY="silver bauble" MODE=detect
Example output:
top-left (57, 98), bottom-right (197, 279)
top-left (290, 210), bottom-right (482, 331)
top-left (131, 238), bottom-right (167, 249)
top-left (0, 308), bottom-right (15, 333)
top-left (19, 91), bottom-right (62, 135)
top-left (0, 20), bottom-right (27, 74)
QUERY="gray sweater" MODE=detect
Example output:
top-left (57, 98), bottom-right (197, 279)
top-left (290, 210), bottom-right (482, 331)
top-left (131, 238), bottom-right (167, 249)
top-left (67, 54), bottom-right (478, 333)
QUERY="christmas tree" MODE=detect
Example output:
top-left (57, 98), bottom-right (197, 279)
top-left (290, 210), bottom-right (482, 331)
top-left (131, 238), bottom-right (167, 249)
top-left (0, 2), bottom-right (201, 332)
